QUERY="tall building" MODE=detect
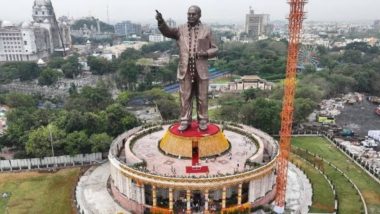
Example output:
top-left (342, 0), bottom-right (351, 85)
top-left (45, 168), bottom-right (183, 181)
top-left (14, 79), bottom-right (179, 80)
top-left (0, 21), bottom-right (51, 62)
top-left (32, 0), bottom-right (71, 52)
top-left (0, 0), bottom-right (71, 62)
top-left (245, 7), bottom-right (270, 39)
top-left (114, 21), bottom-right (142, 36)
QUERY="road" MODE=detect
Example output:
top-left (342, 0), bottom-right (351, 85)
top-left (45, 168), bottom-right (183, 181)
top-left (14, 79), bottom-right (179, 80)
top-left (164, 69), bottom-right (230, 93)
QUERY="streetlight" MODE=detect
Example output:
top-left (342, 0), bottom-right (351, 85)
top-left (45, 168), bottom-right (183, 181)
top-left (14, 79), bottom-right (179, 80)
top-left (47, 124), bottom-right (57, 169)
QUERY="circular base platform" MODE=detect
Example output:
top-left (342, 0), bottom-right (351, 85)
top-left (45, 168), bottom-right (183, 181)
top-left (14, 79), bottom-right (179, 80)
top-left (159, 121), bottom-right (230, 158)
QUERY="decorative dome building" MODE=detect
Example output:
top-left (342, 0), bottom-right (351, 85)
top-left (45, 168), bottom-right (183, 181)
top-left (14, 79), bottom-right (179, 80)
top-left (0, 0), bottom-right (71, 62)
top-left (108, 121), bottom-right (279, 213)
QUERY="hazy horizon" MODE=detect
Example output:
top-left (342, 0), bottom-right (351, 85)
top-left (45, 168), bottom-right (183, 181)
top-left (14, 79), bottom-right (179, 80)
top-left (0, 0), bottom-right (379, 25)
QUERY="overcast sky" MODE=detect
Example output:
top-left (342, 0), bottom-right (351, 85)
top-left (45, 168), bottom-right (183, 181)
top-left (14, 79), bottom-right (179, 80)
top-left (1, 0), bottom-right (379, 24)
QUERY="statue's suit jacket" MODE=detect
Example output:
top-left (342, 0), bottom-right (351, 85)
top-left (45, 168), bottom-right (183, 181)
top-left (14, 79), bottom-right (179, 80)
top-left (158, 21), bottom-right (218, 80)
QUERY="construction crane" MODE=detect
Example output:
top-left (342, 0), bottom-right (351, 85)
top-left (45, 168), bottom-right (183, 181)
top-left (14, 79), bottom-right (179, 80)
top-left (274, 0), bottom-right (307, 213)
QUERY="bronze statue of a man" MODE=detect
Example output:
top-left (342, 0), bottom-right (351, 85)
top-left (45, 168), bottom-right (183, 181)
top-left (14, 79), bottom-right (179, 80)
top-left (155, 5), bottom-right (218, 131)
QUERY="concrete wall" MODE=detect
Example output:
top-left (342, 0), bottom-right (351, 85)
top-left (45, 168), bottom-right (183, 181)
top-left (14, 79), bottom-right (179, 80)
top-left (110, 181), bottom-right (145, 213)
top-left (248, 170), bottom-right (276, 202)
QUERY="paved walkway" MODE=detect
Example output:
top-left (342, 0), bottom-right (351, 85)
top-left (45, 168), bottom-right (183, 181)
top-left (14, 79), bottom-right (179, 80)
top-left (132, 127), bottom-right (258, 177)
top-left (76, 162), bottom-right (130, 214)
top-left (285, 163), bottom-right (312, 214)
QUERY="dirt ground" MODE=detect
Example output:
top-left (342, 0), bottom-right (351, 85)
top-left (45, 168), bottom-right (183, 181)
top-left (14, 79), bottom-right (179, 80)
top-left (335, 99), bottom-right (380, 137)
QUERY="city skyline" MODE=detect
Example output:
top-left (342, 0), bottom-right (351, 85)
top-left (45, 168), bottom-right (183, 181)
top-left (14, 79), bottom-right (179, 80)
top-left (0, 0), bottom-right (379, 25)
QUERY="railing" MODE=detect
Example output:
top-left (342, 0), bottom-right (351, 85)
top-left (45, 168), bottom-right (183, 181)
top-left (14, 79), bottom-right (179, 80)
top-left (108, 123), bottom-right (280, 189)
top-left (293, 147), bottom-right (367, 214)
top-left (291, 130), bottom-right (380, 180)
top-left (0, 153), bottom-right (102, 172)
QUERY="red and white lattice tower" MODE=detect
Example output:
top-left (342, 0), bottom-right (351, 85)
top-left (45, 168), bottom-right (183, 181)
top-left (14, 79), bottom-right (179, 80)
top-left (274, 0), bottom-right (307, 213)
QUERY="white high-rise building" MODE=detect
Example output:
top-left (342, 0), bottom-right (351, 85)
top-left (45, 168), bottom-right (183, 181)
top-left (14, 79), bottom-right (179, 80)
top-left (115, 20), bottom-right (142, 36)
top-left (0, 0), bottom-right (71, 62)
top-left (245, 7), bottom-right (270, 39)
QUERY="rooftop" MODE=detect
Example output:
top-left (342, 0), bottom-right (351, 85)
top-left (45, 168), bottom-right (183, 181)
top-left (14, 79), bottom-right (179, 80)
top-left (128, 126), bottom-right (260, 177)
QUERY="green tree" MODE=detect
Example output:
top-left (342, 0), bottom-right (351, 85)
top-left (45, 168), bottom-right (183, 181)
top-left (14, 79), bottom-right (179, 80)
top-left (3, 108), bottom-right (35, 148)
top-left (216, 39), bottom-right (287, 79)
top-left (0, 66), bottom-right (17, 83)
top-left (105, 104), bottom-right (139, 136)
top-left (240, 98), bottom-right (281, 134)
top-left (141, 41), bottom-right (178, 55)
top-left (5, 93), bottom-right (37, 108)
top-left (68, 83), bottom-right (78, 96)
top-left (157, 58), bottom-right (178, 84)
top-left (341, 50), bottom-right (363, 64)
top-left (61, 55), bottom-right (81, 78)
top-left (119, 48), bottom-right (142, 61)
top-left (64, 131), bottom-right (90, 155)
top-left (155, 98), bottom-right (179, 120)
top-left (140, 88), bottom-right (180, 120)
top-left (353, 70), bottom-right (372, 93)
top-left (87, 56), bottom-right (115, 75)
top-left (26, 124), bottom-right (66, 158)
top-left (47, 57), bottom-right (65, 68)
top-left (117, 60), bottom-right (139, 90)
top-left (216, 94), bottom-right (244, 122)
top-left (65, 85), bottom-right (113, 112)
top-left (89, 133), bottom-right (112, 153)
top-left (296, 82), bottom-right (324, 102)
top-left (83, 112), bottom-right (107, 135)
top-left (0, 62), bottom-right (40, 82)
top-left (346, 42), bottom-right (379, 54)
top-left (38, 68), bottom-right (61, 86)
top-left (116, 91), bottom-right (131, 106)
top-left (294, 98), bottom-right (317, 123)
top-left (3, 107), bottom-right (59, 149)
top-left (243, 88), bottom-right (258, 101)
top-left (328, 74), bottom-right (356, 96)
top-left (15, 62), bottom-right (40, 81)
top-left (369, 72), bottom-right (380, 94)
top-left (57, 110), bottom-right (87, 133)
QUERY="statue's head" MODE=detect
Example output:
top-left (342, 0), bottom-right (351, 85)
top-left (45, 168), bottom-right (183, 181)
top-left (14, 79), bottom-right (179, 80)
top-left (187, 5), bottom-right (201, 26)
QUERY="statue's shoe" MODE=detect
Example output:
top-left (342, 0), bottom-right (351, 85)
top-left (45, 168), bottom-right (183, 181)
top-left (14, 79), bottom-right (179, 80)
top-left (199, 120), bottom-right (208, 131)
top-left (178, 121), bottom-right (189, 131)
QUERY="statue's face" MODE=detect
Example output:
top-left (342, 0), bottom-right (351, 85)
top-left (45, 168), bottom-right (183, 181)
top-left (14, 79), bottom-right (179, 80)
top-left (187, 7), bottom-right (201, 25)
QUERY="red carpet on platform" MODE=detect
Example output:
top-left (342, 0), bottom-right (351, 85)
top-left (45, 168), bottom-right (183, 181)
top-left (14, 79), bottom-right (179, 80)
top-left (170, 121), bottom-right (219, 137)
top-left (192, 152), bottom-right (199, 165)
top-left (186, 166), bottom-right (209, 173)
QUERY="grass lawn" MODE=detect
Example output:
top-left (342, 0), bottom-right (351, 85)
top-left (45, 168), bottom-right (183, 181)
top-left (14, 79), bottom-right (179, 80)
top-left (290, 154), bottom-right (335, 213)
top-left (292, 136), bottom-right (380, 214)
top-left (324, 162), bottom-right (363, 213)
top-left (0, 167), bottom-right (81, 214)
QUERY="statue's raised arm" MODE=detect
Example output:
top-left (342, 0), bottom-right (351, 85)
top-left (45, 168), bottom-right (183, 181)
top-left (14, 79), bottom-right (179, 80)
top-left (155, 10), bottom-right (164, 24)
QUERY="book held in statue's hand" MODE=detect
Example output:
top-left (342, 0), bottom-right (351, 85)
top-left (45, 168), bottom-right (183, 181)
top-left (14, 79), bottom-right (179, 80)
top-left (198, 39), bottom-right (210, 52)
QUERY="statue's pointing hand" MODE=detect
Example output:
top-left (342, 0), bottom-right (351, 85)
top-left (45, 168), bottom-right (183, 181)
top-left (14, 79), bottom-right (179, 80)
top-left (155, 10), bottom-right (164, 23)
